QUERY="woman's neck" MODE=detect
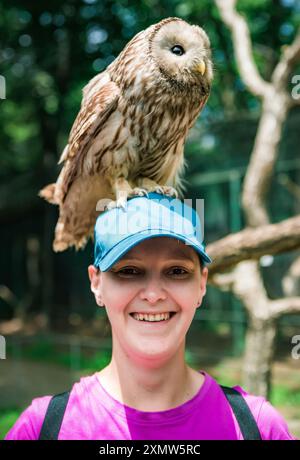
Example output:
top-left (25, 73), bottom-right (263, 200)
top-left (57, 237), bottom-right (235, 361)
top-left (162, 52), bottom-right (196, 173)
top-left (97, 345), bottom-right (204, 411)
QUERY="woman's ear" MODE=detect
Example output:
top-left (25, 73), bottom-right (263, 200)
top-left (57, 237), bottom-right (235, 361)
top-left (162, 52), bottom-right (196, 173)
top-left (88, 265), bottom-right (104, 307)
top-left (200, 266), bottom-right (208, 297)
top-left (88, 265), bottom-right (99, 289)
top-left (196, 267), bottom-right (208, 309)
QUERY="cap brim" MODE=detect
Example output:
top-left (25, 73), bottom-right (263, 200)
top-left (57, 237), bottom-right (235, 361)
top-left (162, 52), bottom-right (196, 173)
top-left (96, 229), bottom-right (212, 272)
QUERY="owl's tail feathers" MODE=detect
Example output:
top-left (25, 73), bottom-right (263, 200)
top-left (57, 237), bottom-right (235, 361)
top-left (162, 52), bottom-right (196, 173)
top-left (52, 219), bottom-right (91, 253)
top-left (39, 183), bottom-right (58, 205)
top-left (53, 219), bottom-right (75, 252)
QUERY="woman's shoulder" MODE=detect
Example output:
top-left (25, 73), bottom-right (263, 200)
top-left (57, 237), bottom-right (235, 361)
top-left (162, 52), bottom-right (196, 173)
top-left (231, 384), bottom-right (297, 440)
top-left (200, 372), bottom-right (296, 440)
top-left (4, 373), bottom-right (96, 440)
top-left (4, 394), bottom-right (52, 440)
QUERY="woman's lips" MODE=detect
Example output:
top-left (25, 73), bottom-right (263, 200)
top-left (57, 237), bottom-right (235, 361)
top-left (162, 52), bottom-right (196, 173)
top-left (129, 312), bottom-right (176, 315)
top-left (129, 312), bottom-right (177, 325)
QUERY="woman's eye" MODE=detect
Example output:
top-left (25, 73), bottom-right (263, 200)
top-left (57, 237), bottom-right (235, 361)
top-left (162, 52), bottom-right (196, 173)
top-left (114, 267), bottom-right (189, 277)
top-left (171, 45), bottom-right (185, 56)
top-left (169, 267), bottom-right (188, 276)
top-left (116, 267), bottom-right (140, 276)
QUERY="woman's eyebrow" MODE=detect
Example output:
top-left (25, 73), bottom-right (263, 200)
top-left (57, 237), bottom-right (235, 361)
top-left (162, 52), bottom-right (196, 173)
top-left (116, 255), bottom-right (142, 260)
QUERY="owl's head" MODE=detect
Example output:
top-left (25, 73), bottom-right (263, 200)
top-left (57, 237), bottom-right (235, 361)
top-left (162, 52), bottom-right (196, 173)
top-left (148, 18), bottom-right (213, 93)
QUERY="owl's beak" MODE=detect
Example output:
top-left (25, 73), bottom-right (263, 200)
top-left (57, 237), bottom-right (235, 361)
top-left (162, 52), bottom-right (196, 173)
top-left (194, 61), bottom-right (206, 76)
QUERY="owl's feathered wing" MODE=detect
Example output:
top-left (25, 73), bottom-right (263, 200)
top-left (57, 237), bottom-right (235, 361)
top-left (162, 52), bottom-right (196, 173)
top-left (39, 72), bottom-right (120, 251)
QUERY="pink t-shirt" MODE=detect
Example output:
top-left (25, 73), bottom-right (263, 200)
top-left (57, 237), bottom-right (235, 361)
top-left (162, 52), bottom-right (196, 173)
top-left (5, 370), bottom-right (296, 440)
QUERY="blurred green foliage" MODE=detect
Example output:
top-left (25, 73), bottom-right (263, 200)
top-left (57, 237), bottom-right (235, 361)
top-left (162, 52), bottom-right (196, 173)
top-left (6, 338), bottom-right (111, 372)
top-left (0, 408), bottom-right (21, 439)
top-left (271, 384), bottom-right (300, 406)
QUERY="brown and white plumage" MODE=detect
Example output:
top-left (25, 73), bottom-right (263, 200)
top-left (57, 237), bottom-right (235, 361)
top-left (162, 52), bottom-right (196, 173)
top-left (39, 17), bottom-right (213, 251)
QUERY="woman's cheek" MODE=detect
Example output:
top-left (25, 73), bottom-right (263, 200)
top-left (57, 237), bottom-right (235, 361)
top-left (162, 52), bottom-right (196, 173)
top-left (171, 280), bottom-right (199, 302)
top-left (103, 282), bottom-right (135, 308)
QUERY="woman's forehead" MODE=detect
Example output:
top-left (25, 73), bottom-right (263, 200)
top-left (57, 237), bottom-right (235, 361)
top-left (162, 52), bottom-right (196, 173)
top-left (121, 237), bottom-right (197, 262)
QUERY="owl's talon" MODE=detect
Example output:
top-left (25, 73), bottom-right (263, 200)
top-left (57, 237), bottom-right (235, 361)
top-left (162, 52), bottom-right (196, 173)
top-left (130, 187), bottom-right (149, 198)
top-left (153, 186), bottom-right (179, 199)
top-left (104, 201), bottom-right (116, 211)
top-left (105, 197), bottom-right (128, 211)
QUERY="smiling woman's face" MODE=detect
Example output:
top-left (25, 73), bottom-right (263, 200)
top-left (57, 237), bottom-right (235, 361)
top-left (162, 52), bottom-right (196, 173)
top-left (88, 237), bottom-right (208, 366)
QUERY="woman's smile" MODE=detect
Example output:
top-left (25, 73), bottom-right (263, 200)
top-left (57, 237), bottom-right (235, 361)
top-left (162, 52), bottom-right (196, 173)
top-left (129, 311), bottom-right (178, 326)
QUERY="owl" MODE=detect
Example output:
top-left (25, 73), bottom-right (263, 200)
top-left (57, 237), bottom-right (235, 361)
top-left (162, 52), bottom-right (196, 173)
top-left (39, 17), bottom-right (213, 252)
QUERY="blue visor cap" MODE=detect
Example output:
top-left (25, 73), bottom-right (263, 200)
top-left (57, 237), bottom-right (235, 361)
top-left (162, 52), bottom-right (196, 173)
top-left (94, 192), bottom-right (211, 272)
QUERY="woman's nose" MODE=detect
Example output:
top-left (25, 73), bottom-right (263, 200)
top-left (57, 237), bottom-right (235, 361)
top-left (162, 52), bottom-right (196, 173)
top-left (139, 275), bottom-right (167, 304)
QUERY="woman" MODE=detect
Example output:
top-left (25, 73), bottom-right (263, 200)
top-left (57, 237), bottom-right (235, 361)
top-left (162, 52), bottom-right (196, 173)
top-left (5, 192), bottom-right (296, 440)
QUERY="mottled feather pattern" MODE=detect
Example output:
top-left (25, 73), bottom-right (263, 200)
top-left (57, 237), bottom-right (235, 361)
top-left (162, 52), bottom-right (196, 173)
top-left (39, 17), bottom-right (213, 251)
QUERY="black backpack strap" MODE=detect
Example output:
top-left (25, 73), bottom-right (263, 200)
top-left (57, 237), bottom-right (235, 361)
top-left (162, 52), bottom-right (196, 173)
top-left (38, 385), bottom-right (261, 440)
top-left (38, 390), bottom-right (71, 440)
top-left (220, 385), bottom-right (262, 440)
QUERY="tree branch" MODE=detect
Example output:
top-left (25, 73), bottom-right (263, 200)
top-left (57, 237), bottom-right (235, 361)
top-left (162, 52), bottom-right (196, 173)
top-left (241, 89), bottom-right (291, 226)
top-left (272, 31), bottom-right (300, 89)
top-left (207, 215), bottom-right (300, 276)
top-left (215, 0), bottom-right (271, 97)
top-left (270, 296), bottom-right (300, 319)
top-left (209, 270), bottom-right (236, 291)
top-left (215, 1), bottom-right (300, 228)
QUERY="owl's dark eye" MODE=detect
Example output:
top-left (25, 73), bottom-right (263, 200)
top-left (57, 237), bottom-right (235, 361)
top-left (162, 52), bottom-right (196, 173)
top-left (170, 45), bottom-right (185, 56)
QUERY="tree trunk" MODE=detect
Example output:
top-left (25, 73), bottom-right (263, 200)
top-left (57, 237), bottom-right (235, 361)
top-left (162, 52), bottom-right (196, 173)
top-left (242, 317), bottom-right (277, 398)
top-left (215, 0), bottom-right (300, 400)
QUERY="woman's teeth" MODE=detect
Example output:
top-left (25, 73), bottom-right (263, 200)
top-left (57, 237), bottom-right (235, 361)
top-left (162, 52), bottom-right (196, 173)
top-left (132, 312), bottom-right (172, 322)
